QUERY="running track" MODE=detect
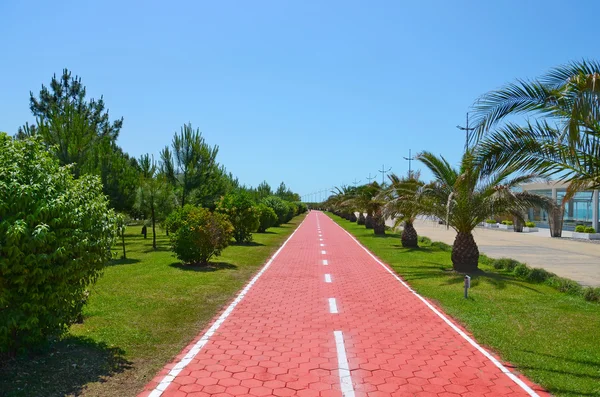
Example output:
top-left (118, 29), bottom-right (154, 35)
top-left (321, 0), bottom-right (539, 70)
top-left (140, 211), bottom-right (548, 397)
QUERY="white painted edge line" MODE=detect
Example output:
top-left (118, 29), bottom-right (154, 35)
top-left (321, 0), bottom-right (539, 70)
top-left (147, 216), bottom-right (308, 397)
top-left (325, 274), bottom-right (332, 283)
top-left (322, 259), bottom-right (328, 265)
top-left (328, 298), bottom-right (338, 313)
top-left (321, 250), bottom-right (327, 255)
top-left (327, 216), bottom-right (540, 397)
top-left (334, 330), bottom-right (355, 397)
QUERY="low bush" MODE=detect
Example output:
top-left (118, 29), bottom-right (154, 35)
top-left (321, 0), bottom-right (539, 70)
top-left (584, 226), bottom-right (596, 233)
top-left (256, 203), bottom-right (278, 233)
top-left (514, 264), bottom-right (531, 278)
top-left (583, 287), bottom-right (600, 302)
top-left (417, 235), bottom-right (431, 245)
top-left (166, 206), bottom-right (233, 265)
top-left (492, 258), bottom-right (519, 271)
top-left (527, 268), bottom-right (554, 283)
top-left (295, 202), bottom-right (308, 215)
top-left (525, 221), bottom-right (536, 227)
top-left (545, 276), bottom-right (583, 295)
top-left (0, 135), bottom-right (118, 354)
top-left (501, 220), bottom-right (513, 225)
top-left (575, 225), bottom-right (586, 232)
top-left (217, 192), bottom-right (260, 243)
top-left (485, 219), bottom-right (496, 224)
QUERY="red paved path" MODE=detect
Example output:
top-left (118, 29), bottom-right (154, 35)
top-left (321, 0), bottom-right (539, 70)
top-left (140, 211), bottom-right (548, 397)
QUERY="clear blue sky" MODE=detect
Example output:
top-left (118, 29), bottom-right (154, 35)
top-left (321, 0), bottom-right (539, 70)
top-left (1, 0), bottom-right (597, 201)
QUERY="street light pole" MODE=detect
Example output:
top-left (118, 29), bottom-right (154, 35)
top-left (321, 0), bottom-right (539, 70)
top-left (366, 173), bottom-right (376, 183)
top-left (456, 113), bottom-right (476, 152)
top-left (378, 164), bottom-right (392, 185)
top-left (403, 149), bottom-right (415, 178)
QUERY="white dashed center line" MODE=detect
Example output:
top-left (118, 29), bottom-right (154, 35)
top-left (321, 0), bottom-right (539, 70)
top-left (328, 298), bottom-right (338, 313)
top-left (325, 274), bottom-right (332, 283)
top-left (320, 243), bottom-right (325, 247)
top-left (322, 260), bottom-right (328, 265)
top-left (334, 331), bottom-right (355, 396)
top-left (321, 250), bottom-right (326, 255)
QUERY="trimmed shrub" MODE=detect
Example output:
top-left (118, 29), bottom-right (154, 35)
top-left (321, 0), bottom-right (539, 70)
top-left (584, 226), bottom-right (596, 233)
top-left (527, 268), bottom-right (554, 283)
top-left (166, 206), bottom-right (233, 265)
top-left (583, 287), bottom-right (600, 302)
top-left (217, 192), bottom-right (260, 243)
top-left (485, 219), bottom-right (496, 224)
top-left (0, 135), bottom-right (118, 354)
top-left (514, 264), bottom-right (531, 278)
top-left (575, 225), bottom-right (585, 232)
top-left (256, 203), bottom-right (278, 233)
top-left (525, 221), bottom-right (536, 227)
top-left (262, 196), bottom-right (289, 226)
top-left (501, 220), bottom-right (513, 225)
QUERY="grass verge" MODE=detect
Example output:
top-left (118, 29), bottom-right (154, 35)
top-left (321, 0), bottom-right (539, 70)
top-left (328, 213), bottom-right (600, 397)
top-left (0, 215), bottom-right (304, 397)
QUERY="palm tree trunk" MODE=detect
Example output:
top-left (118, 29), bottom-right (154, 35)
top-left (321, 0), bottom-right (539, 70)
top-left (349, 212), bottom-right (357, 222)
top-left (357, 213), bottom-right (365, 225)
top-left (401, 221), bottom-right (418, 247)
top-left (548, 206), bottom-right (564, 237)
top-left (513, 216), bottom-right (523, 232)
top-left (451, 232), bottom-right (479, 272)
top-left (373, 210), bottom-right (385, 235)
top-left (365, 211), bottom-right (374, 229)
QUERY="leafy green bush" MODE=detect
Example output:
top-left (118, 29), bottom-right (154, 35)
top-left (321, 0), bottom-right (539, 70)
top-left (285, 202), bottom-right (298, 223)
top-left (525, 221), bottom-right (536, 227)
top-left (295, 202), bottom-right (308, 215)
top-left (216, 192), bottom-right (259, 243)
top-left (514, 264), bottom-right (531, 278)
top-left (262, 196), bottom-right (289, 226)
top-left (527, 268), bottom-right (554, 283)
top-left (485, 219), bottom-right (496, 224)
top-left (166, 205), bottom-right (233, 265)
top-left (583, 287), bottom-right (600, 303)
top-left (0, 135), bottom-right (118, 354)
top-left (575, 225), bottom-right (586, 232)
top-left (256, 203), bottom-right (278, 233)
top-left (584, 226), bottom-right (596, 233)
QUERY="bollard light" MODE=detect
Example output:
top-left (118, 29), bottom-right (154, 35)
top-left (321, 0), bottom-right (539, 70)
top-left (464, 275), bottom-right (471, 299)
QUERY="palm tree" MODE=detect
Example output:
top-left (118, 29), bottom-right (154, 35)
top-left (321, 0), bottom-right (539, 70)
top-left (417, 150), bottom-right (553, 272)
top-left (471, 60), bottom-right (600, 235)
top-left (347, 183), bottom-right (386, 235)
top-left (381, 172), bottom-right (426, 248)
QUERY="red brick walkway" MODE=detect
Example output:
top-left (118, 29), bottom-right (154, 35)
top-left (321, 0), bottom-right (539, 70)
top-left (140, 211), bottom-right (548, 397)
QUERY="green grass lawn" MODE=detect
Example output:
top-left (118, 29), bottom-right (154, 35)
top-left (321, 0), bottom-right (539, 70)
top-left (0, 215), bottom-right (305, 397)
top-left (327, 213), bottom-right (600, 397)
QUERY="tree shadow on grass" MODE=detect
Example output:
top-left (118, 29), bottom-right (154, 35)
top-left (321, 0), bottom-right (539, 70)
top-left (142, 246), bottom-right (171, 253)
top-left (107, 258), bottom-right (141, 267)
top-left (169, 261), bottom-right (238, 272)
top-left (0, 336), bottom-right (131, 397)
top-left (442, 271), bottom-right (543, 293)
top-left (231, 241), bottom-right (265, 247)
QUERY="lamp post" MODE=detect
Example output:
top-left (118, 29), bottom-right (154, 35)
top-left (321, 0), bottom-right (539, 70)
top-left (378, 164), bottom-right (392, 185)
top-left (403, 149), bottom-right (415, 178)
top-left (456, 113), bottom-right (476, 152)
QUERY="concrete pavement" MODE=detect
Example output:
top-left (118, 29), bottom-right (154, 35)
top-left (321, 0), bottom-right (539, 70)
top-left (410, 219), bottom-right (600, 287)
